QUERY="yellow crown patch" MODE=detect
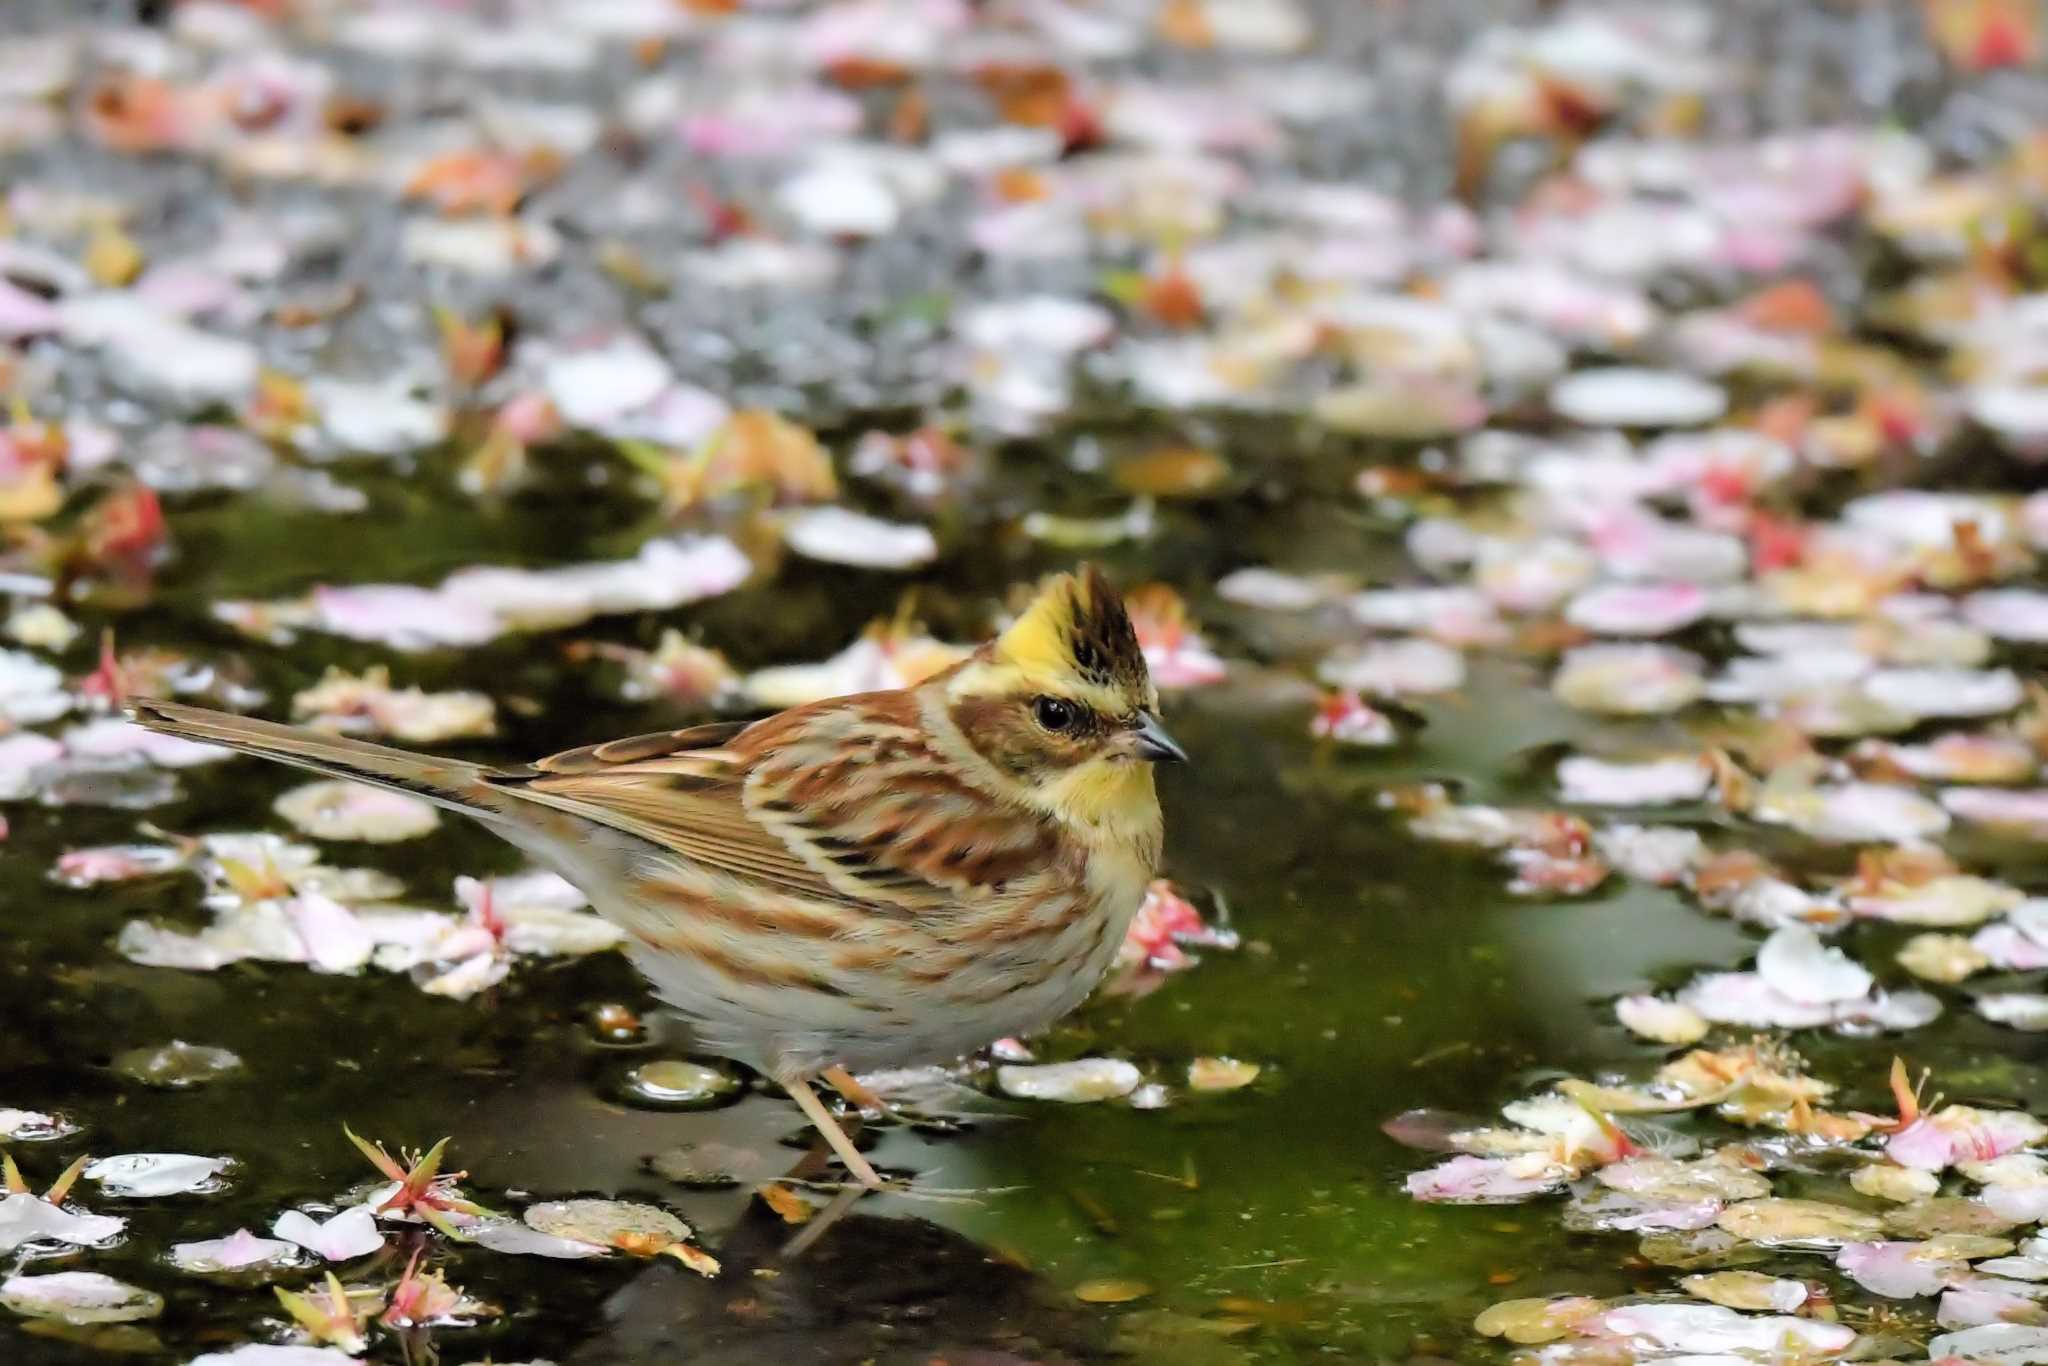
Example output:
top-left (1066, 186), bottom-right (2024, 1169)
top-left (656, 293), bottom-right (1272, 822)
top-left (994, 565), bottom-right (1147, 696)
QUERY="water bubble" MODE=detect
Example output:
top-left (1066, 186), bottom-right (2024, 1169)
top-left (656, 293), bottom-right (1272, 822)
top-left (618, 1059), bottom-right (743, 1110)
top-left (588, 1003), bottom-right (645, 1044)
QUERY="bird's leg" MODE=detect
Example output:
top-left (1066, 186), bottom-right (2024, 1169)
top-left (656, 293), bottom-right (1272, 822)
top-left (782, 1073), bottom-right (884, 1190)
top-left (780, 1181), bottom-right (866, 1259)
top-left (777, 1129), bottom-right (837, 1184)
top-left (822, 1064), bottom-right (891, 1116)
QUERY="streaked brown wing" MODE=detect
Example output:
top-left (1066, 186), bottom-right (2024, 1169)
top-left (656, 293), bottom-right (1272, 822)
top-left (736, 694), bottom-right (1063, 912)
top-left (490, 696), bottom-right (1056, 915)
top-left (489, 718), bottom-right (852, 903)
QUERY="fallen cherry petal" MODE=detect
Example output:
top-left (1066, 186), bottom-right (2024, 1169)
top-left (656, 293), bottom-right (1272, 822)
top-left (469, 1217), bottom-right (608, 1259)
top-left (1553, 645), bottom-right (1704, 715)
top-left (170, 1228), bottom-right (299, 1273)
top-left (0, 1270), bottom-right (162, 1324)
top-left (1404, 1155), bottom-right (1570, 1205)
top-left (1550, 367), bottom-right (1728, 427)
top-left (51, 843), bottom-right (187, 887)
top-left (1557, 756), bottom-right (1710, 806)
top-left (1187, 1058), bottom-right (1260, 1092)
top-left (1716, 1198), bottom-right (1882, 1248)
top-left (0, 1109), bottom-right (76, 1142)
top-left (273, 780), bottom-right (440, 843)
top-left (0, 1193), bottom-right (125, 1255)
top-left (1681, 1269), bottom-right (1809, 1312)
top-left (187, 1347), bottom-right (361, 1365)
top-left (1756, 924), bottom-right (1872, 1005)
top-left (1615, 996), bottom-right (1710, 1046)
top-left (1979, 994), bottom-right (2048, 1031)
top-left (780, 507), bottom-right (938, 570)
top-left (1564, 582), bottom-right (1709, 637)
top-left (1838, 1239), bottom-right (1971, 1297)
top-left (271, 1207), bottom-right (382, 1262)
top-left (1942, 788), bottom-right (2048, 834)
top-left (1473, 1295), bottom-right (1603, 1344)
top-left (84, 1153), bottom-right (230, 1197)
top-left (997, 1059), bottom-right (1140, 1103)
top-left (1928, 1324), bottom-right (2048, 1362)
top-left (1592, 1301), bottom-right (1852, 1354)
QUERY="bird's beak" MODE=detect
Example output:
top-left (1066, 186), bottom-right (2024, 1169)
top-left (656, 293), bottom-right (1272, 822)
top-left (1132, 711), bottom-right (1189, 765)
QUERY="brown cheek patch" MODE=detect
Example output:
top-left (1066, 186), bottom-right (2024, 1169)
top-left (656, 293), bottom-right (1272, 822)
top-left (951, 699), bottom-right (1095, 775)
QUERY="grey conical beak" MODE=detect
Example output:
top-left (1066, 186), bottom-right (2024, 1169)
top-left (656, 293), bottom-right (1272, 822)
top-left (1133, 711), bottom-right (1189, 765)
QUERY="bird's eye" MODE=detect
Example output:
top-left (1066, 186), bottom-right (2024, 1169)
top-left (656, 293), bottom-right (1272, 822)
top-left (1033, 696), bottom-right (1077, 732)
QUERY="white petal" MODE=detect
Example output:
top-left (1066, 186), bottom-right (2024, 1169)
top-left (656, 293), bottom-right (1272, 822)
top-left (0, 1270), bottom-right (161, 1323)
top-left (419, 951), bottom-right (510, 998)
top-left (1757, 924), bottom-right (1874, 1005)
top-left (1863, 667), bottom-right (2023, 719)
top-left (1981, 994), bottom-right (2048, 1032)
top-left (1615, 995), bottom-right (1709, 1045)
top-left (85, 1153), bottom-right (231, 1197)
top-left (0, 1108), bottom-right (74, 1141)
top-left (781, 508), bottom-right (937, 570)
top-left (271, 1206), bottom-right (383, 1261)
top-left (288, 893), bottom-right (376, 973)
top-left (188, 1347), bottom-right (363, 1365)
top-left (470, 1216), bottom-right (607, 1259)
top-left (1550, 368), bottom-right (1726, 427)
top-left (273, 780), bottom-right (440, 843)
top-left (997, 1059), bottom-right (1142, 1103)
top-left (170, 1228), bottom-right (298, 1272)
top-left (1557, 756), bottom-right (1710, 806)
top-left (0, 1193), bottom-right (125, 1252)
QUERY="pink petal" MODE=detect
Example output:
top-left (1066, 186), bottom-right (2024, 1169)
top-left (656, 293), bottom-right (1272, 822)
top-left (1403, 1155), bottom-right (1566, 1204)
top-left (0, 278), bottom-right (59, 339)
top-left (1564, 582), bottom-right (1709, 636)
top-left (1838, 1240), bottom-right (1967, 1298)
top-left (1887, 1119), bottom-right (1958, 1171)
top-left (288, 894), bottom-right (374, 974)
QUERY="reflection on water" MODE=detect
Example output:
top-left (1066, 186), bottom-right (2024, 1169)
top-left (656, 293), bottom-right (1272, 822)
top-left (570, 1205), bottom-right (1106, 1365)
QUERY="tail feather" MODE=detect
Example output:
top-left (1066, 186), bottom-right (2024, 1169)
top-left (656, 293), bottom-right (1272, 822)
top-left (126, 696), bottom-right (502, 813)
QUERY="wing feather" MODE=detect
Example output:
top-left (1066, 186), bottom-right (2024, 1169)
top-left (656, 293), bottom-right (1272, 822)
top-left (488, 696), bottom-right (1059, 917)
top-left (514, 721), bottom-right (752, 776)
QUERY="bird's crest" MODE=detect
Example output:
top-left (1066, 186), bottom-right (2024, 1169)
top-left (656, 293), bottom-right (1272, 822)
top-left (993, 565), bottom-right (1149, 698)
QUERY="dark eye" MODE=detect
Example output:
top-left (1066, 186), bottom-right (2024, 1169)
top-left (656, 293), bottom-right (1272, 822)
top-left (1033, 696), bottom-right (1077, 732)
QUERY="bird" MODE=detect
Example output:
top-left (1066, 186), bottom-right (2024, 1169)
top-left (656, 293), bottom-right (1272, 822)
top-left (128, 566), bottom-right (1185, 1190)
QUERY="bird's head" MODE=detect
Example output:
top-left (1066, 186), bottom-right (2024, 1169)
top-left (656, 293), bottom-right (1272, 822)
top-left (941, 565), bottom-right (1184, 836)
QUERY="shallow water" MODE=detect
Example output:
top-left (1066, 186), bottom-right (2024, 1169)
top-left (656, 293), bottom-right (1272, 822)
top-left (0, 435), bottom-right (2011, 1365)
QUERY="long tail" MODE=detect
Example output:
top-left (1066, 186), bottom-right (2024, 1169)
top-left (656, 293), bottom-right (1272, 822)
top-left (126, 697), bottom-right (505, 815)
